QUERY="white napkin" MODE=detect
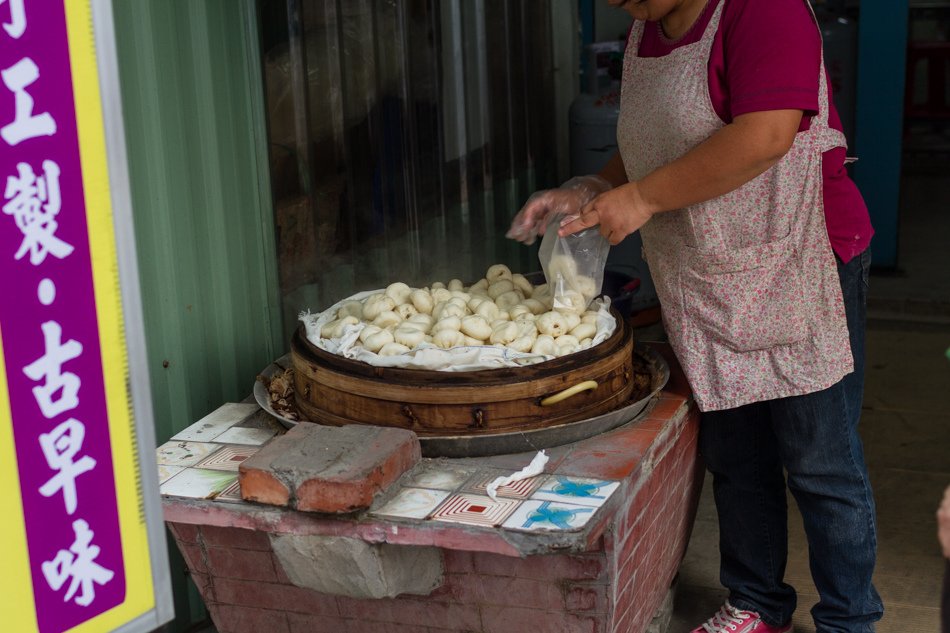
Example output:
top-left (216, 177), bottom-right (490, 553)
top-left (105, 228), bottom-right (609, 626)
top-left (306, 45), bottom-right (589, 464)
top-left (486, 450), bottom-right (549, 501)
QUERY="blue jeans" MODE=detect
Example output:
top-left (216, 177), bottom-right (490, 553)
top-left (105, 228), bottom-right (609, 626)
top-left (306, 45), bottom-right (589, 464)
top-left (700, 248), bottom-right (883, 632)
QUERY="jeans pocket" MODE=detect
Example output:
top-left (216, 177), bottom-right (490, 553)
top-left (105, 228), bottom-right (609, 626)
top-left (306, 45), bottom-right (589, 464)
top-left (684, 233), bottom-right (807, 352)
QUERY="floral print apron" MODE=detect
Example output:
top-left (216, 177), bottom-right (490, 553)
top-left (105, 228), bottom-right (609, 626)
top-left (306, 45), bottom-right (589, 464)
top-left (618, 0), bottom-right (853, 411)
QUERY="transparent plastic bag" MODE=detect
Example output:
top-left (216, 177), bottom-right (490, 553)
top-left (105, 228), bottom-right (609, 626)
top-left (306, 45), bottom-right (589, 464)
top-left (507, 175), bottom-right (612, 245)
top-left (538, 213), bottom-right (611, 314)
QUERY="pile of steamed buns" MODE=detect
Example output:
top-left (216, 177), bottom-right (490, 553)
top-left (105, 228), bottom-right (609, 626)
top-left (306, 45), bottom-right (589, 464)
top-left (319, 262), bottom-right (606, 359)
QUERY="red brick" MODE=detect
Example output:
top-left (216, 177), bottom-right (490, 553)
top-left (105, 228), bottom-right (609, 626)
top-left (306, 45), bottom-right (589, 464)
top-left (188, 572), bottom-right (216, 603)
top-left (472, 552), bottom-right (607, 582)
top-left (442, 550), bottom-right (475, 574)
top-left (214, 578), bottom-right (340, 617)
top-left (633, 416), bottom-right (665, 431)
top-left (457, 575), bottom-right (566, 610)
top-left (614, 573), bottom-right (672, 633)
top-left (285, 612), bottom-right (352, 633)
top-left (298, 442), bottom-right (419, 512)
top-left (480, 605), bottom-right (603, 633)
top-left (336, 596), bottom-right (480, 631)
top-left (240, 424), bottom-right (420, 513)
top-left (342, 619), bottom-right (433, 633)
top-left (613, 564), bottom-right (641, 607)
top-left (615, 492), bottom-right (649, 556)
top-left (616, 485), bottom-right (677, 590)
top-left (208, 604), bottom-right (290, 633)
top-left (611, 597), bottom-right (636, 633)
top-left (556, 433), bottom-right (655, 480)
top-left (206, 546), bottom-right (278, 582)
top-left (294, 478), bottom-right (371, 514)
top-left (368, 524), bottom-right (520, 556)
top-left (423, 573), bottom-right (465, 602)
top-left (644, 395), bottom-right (687, 422)
top-left (239, 467), bottom-right (291, 506)
top-left (616, 538), bottom-right (643, 592)
top-left (565, 584), bottom-right (609, 614)
top-left (629, 607), bottom-right (651, 633)
top-left (175, 542), bottom-right (208, 575)
top-left (573, 425), bottom-right (657, 457)
top-left (168, 522), bottom-right (199, 544)
top-left (200, 525), bottom-right (273, 551)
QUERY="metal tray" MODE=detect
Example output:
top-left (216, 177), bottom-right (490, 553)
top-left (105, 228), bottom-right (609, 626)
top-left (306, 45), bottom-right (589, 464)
top-left (253, 345), bottom-right (670, 458)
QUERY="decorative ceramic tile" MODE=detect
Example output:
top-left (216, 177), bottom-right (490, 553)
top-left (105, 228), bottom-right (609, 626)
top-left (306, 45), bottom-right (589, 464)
top-left (155, 441), bottom-right (218, 467)
top-left (159, 468), bottom-right (237, 499)
top-left (462, 470), bottom-right (544, 500)
top-left (369, 487), bottom-right (452, 520)
top-left (403, 462), bottom-right (477, 491)
top-left (157, 464), bottom-right (184, 485)
top-left (214, 479), bottom-right (244, 503)
top-left (212, 426), bottom-right (276, 446)
top-left (193, 445), bottom-right (259, 472)
top-left (430, 493), bottom-right (520, 527)
top-left (502, 500), bottom-right (596, 532)
top-left (531, 475), bottom-right (620, 508)
top-left (170, 402), bottom-right (259, 442)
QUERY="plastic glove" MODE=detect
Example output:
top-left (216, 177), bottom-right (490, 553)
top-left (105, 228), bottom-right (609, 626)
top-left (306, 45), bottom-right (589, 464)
top-left (506, 175), bottom-right (612, 245)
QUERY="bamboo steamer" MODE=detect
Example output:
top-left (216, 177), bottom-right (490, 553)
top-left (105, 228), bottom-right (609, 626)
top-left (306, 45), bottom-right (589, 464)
top-left (291, 309), bottom-right (635, 437)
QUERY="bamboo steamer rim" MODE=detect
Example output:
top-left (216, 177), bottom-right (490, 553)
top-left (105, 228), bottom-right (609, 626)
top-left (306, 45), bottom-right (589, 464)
top-left (292, 306), bottom-right (632, 386)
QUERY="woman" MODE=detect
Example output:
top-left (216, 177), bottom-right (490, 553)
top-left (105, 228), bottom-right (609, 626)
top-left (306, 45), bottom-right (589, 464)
top-left (508, 0), bottom-right (882, 631)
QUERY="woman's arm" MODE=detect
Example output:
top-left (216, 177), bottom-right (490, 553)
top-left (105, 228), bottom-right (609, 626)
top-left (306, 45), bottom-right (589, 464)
top-left (560, 109), bottom-right (804, 244)
top-left (598, 151), bottom-right (630, 188)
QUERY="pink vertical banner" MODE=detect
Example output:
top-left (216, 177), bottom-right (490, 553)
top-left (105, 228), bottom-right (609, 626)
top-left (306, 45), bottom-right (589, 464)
top-left (0, 1), bottom-right (126, 631)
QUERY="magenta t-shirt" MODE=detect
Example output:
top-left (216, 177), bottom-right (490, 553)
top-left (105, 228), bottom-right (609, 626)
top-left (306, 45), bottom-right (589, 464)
top-left (633, 0), bottom-right (873, 263)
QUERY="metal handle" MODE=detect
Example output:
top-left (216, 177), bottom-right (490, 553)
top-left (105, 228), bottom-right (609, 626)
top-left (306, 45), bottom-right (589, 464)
top-left (540, 380), bottom-right (599, 407)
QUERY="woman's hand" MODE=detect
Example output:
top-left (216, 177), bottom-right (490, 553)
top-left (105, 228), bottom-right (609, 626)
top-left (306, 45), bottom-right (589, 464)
top-left (506, 175), bottom-right (613, 245)
top-left (506, 187), bottom-right (587, 245)
top-left (559, 181), bottom-right (657, 245)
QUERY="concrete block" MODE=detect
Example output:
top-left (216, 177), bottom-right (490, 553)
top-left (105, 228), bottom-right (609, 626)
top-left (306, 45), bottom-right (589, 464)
top-left (271, 533), bottom-right (443, 599)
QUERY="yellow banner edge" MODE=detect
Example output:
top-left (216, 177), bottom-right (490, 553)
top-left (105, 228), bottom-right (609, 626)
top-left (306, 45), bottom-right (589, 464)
top-left (63, 1), bottom-right (157, 631)
top-left (0, 331), bottom-right (40, 631)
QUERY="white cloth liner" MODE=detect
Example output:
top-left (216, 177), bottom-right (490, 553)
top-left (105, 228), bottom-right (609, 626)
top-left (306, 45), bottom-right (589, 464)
top-left (299, 289), bottom-right (617, 372)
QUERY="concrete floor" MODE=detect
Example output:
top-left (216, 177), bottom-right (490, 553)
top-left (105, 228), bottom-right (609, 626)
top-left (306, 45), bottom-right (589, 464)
top-left (669, 161), bottom-right (950, 632)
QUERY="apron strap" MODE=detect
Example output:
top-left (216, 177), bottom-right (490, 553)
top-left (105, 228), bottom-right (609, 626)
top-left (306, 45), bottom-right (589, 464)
top-left (802, 0), bottom-right (849, 153)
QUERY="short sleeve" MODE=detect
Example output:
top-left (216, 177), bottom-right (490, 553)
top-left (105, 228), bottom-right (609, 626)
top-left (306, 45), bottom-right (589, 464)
top-left (719, 0), bottom-right (821, 120)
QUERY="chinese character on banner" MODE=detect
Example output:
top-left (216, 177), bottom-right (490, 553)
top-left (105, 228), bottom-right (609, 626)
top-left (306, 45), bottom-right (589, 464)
top-left (38, 418), bottom-right (96, 515)
top-left (41, 519), bottom-right (115, 607)
top-left (1, 57), bottom-right (56, 146)
top-left (3, 160), bottom-right (73, 264)
top-left (0, 0), bottom-right (26, 39)
top-left (22, 320), bottom-right (83, 419)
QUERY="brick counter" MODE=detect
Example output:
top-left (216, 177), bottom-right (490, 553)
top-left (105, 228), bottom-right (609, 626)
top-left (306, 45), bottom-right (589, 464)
top-left (159, 344), bottom-right (703, 633)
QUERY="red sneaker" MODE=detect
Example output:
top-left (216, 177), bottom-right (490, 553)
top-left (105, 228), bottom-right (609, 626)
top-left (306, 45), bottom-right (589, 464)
top-left (690, 602), bottom-right (793, 633)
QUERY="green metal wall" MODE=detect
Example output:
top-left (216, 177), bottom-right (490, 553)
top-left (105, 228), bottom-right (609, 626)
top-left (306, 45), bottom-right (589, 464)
top-left (113, 0), bottom-right (282, 443)
top-left (111, 1), bottom-right (281, 629)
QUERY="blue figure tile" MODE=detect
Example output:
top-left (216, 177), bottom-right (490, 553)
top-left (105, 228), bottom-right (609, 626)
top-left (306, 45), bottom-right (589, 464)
top-left (531, 475), bottom-right (620, 508)
top-left (502, 500), bottom-right (595, 532)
